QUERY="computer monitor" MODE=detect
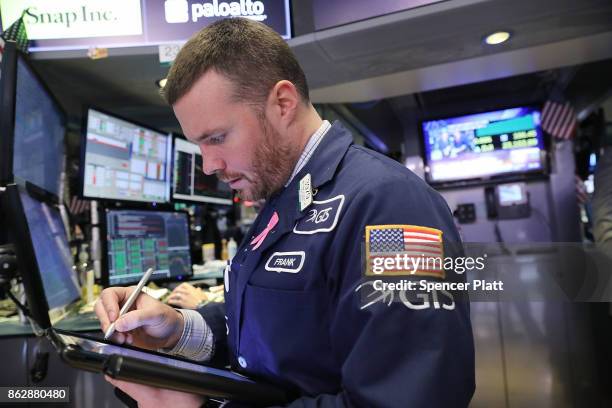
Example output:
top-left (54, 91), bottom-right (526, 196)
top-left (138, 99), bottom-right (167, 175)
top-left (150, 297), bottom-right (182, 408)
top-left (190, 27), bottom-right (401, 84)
top-left (421, 105), bottom-right (547, 186)
top-left (103, 209), bottom-right (192, 286)
top-left (20, 187), bottom-right (81, 312)
top-left (172, 137), bottom-right (233, 205)
top-left (497, 183), bottom-right (528, 206)
top-left (1, 184), bottom-right (80, 329)
top-left (80, 108), bottom-right (172, 203)
top-left (0, 43), bottom-right (66, 197)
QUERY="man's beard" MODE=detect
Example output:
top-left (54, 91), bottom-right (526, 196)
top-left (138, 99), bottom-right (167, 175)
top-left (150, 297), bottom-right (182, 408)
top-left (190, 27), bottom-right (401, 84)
top-left (220, 117), bottom-right (300, 201)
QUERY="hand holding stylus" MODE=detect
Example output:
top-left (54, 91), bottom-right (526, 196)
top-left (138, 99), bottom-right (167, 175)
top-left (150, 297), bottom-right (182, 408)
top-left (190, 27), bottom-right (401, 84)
top-left (94, 269), bottom-right (184, 350)
top-left (104, 267), bottom-right (155, 340)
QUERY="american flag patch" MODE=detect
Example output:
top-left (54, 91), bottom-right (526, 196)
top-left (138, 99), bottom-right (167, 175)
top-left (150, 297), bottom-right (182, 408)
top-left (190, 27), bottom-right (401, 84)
top-left (365, 224), bottom-right (445, 278)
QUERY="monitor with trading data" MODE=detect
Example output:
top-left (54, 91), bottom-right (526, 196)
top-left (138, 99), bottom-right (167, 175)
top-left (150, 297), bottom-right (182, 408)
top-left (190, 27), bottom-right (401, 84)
top-left (104, 209), bottom-right (192, 286)
top-left (421, 106), bottom-right (547, 186)
top-left (172, 137), bottom-right (233, 205)
top-left (0, 45), bottom-right (66, 196)
top-left (81, 109), bottom-right (172, 203)
top-left (20, 188), bottom-right (81, 313)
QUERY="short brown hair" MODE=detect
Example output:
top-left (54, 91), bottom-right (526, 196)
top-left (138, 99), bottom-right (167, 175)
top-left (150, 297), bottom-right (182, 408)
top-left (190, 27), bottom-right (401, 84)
top-left (162, 18), bottom-right (309, 107)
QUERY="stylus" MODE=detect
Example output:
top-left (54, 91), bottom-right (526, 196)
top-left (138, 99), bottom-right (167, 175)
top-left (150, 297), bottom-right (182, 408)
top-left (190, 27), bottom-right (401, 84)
top-left (104, 267), bottom-right (155, 340)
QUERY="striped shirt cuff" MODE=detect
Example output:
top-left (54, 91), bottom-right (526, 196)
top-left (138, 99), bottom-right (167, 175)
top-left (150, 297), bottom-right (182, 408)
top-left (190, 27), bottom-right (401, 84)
top-left (163, 309), bottom-right (214, 362)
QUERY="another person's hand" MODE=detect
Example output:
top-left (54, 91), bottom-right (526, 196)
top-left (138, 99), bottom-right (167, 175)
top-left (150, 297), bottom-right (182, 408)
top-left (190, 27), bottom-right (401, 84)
top-left (95, 286), bottom-right (184, 350)
top-left (167, 283), bottom-right (208, 309)
top-left (105, 376), bottom-right (204, 408)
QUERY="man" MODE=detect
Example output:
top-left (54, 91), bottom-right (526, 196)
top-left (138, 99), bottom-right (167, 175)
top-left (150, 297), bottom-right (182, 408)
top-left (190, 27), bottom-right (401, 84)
top-left (96, 18), bottom-right (475, 407)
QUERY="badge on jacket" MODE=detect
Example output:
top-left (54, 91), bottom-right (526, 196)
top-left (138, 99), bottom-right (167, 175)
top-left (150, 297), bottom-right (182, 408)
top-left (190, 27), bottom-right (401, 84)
top-left (299, 173), bottom-right (313, 211)
top-left (293, 194), bottom-right (345, 234)
top-left (265, 251), bottom-right (306, 273)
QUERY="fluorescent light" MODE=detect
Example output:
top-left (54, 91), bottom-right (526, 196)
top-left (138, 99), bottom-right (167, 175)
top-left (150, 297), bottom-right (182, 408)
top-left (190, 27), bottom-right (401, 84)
top-left (156, 78), bottom-right (168, 88)
top-left (484, 31), bottom-right (511, 45)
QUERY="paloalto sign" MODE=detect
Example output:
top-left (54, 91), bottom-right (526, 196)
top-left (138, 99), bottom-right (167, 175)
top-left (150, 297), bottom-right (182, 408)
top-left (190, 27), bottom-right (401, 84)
top-left (0, 0), bottom-right (143, 40)
top-left (164, 0), bottom-right (268, 23)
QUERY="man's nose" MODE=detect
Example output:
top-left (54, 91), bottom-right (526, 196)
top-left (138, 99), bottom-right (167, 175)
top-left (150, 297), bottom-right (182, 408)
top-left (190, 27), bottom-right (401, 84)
top-left (200, 148), bottom-right (225, 175)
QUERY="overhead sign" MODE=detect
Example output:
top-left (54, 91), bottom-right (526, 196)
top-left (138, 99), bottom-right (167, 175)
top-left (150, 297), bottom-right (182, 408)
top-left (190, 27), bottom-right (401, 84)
top-left (144, 0), bottom-right (291, 44)
top-left (0, 0), bottom-right (143, 39)
top-left (0, 0), bottom-right (291, 52)
top-left (313, 0), bottom-right (444, 31)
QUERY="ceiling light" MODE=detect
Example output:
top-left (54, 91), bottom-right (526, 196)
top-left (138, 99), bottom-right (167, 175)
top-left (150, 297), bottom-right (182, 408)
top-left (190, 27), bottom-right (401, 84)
top-left (156, 78), bottom-right (167, 88)
top-left (484, 31), bottom-right (511, 45)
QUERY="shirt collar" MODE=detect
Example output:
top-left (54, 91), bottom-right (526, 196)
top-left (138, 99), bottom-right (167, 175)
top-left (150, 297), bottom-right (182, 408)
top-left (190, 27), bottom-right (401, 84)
top-left (270, 120), bottom-right (353, 210)
top-left (284, 120), bottom-right (331, 187)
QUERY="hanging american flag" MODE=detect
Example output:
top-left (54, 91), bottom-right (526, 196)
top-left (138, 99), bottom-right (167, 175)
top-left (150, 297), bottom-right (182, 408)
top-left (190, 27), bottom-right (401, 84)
top-left (365, 224), bottom-right (445, 277)
top-left (541, 100), bottom-right (577, 140)
top-left (0, 9), bottom-right (29, 54)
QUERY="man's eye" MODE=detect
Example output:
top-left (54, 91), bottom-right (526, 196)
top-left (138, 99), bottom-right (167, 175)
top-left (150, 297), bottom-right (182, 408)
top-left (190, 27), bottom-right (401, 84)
top-left (207, 134), bottom-right (225, 145)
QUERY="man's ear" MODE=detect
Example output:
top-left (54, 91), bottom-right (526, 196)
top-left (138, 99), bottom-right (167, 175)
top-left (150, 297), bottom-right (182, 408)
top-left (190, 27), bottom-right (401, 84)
top-left (266, 80), bottom-right (299, 128)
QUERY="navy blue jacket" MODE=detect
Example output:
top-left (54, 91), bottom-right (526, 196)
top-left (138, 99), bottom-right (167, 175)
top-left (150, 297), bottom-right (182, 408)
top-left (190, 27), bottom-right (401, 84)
top-left (198, 121), bottom-right (475, 407)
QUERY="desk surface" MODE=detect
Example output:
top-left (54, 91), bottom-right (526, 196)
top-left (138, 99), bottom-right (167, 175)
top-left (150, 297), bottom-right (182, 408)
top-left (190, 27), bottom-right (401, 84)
top-left (0, 312), bottom-right (101, 337)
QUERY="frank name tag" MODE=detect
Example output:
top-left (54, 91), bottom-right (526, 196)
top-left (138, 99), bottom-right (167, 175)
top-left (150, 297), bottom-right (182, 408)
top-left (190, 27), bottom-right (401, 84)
top-left (265, 251), bottom-right (305, 273)
top-left (293, 195), bottom-right (345, 234)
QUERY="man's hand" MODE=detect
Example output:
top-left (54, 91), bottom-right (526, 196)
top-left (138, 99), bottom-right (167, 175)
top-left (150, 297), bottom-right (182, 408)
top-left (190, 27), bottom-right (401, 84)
top-left (167, 283), bottom-right (208, 309)
top-left (105, 376), bottom-right (205, 408)
top-left (95, 286), bottom-right (184, 350)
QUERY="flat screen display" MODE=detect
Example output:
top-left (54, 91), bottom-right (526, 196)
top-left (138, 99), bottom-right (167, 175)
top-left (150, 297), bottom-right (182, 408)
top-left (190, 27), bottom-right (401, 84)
top-left (422, 106), bottom-right (546, 184)
top-left (82, 109), bottom-right (172, 203)
top-left (498, 183), bottom-right (527, 206)
top-left (13, 56), bottom-right (65, 196)
top-left (20, 190), bottom-right (80, 311)
top-left (172, 138), bottom-right (232, 205)
top-left (105, 209), bottom-right (192, 286)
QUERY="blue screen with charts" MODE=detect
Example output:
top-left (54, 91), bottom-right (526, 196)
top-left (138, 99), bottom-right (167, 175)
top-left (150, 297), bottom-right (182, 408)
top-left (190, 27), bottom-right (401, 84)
top-left (105, 209), bottom-right (192, 285)
top-left (422, 107), bottom-right (546, 183)
top-left (13, 57), bottom-right (65, 196)
top-left (20, 190), bottom-right (80, 310)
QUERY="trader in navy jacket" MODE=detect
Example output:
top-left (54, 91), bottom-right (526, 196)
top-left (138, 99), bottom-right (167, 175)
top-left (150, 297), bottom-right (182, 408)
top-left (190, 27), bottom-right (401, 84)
top-left (96, 18), bottom-right (475, 407)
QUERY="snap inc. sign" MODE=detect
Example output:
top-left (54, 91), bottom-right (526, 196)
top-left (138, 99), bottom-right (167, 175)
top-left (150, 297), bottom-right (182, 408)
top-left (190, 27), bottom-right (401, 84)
top-left (0, 0), bottom-right (291, 51)
top-left (0, 0), bottom-right (143, 40)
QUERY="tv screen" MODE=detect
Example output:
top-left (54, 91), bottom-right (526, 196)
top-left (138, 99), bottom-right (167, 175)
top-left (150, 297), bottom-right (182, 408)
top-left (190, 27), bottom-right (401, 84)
top-left (422, 106), bottom-right (546, 184)
top-left (81, 109), bottom-right (172, 203)
top-left (172, 137), bottom-right (232, 205)
top-left (5, 53), bottom-right (66, 197)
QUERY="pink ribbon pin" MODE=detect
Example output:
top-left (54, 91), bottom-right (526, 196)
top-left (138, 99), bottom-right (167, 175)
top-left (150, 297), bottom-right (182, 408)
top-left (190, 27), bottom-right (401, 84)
top-left (250, 211), bottom-right (279, 250)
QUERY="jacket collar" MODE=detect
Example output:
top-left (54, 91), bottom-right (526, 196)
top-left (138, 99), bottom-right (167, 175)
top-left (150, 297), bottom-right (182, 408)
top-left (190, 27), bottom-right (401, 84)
top-left (233, 121), bottom-right (354, 344)
top-left (253, 120), bottom-right (353, 253)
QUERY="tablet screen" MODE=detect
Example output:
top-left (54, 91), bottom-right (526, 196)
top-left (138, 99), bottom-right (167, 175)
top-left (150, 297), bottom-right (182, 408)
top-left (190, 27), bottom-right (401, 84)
top-left (57, 333), bottom-right (253, 383)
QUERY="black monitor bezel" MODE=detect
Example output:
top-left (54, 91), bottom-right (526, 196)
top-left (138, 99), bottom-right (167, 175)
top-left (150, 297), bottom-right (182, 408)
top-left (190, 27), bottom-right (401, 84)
top-left (100, 207), bottom-right (194, 287)
top-left (1, 184), bottom-right (51, 330)
top-left (78, 107), bottom-right (173, 205)
top-left (418, 102), bottom-right (551, 190)
top-left (0, 41), bottom-right (18, 188)
top-left (170, 133), bottom-right (233, 206)
top-left (0, 43), bottom-right (67, 200)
